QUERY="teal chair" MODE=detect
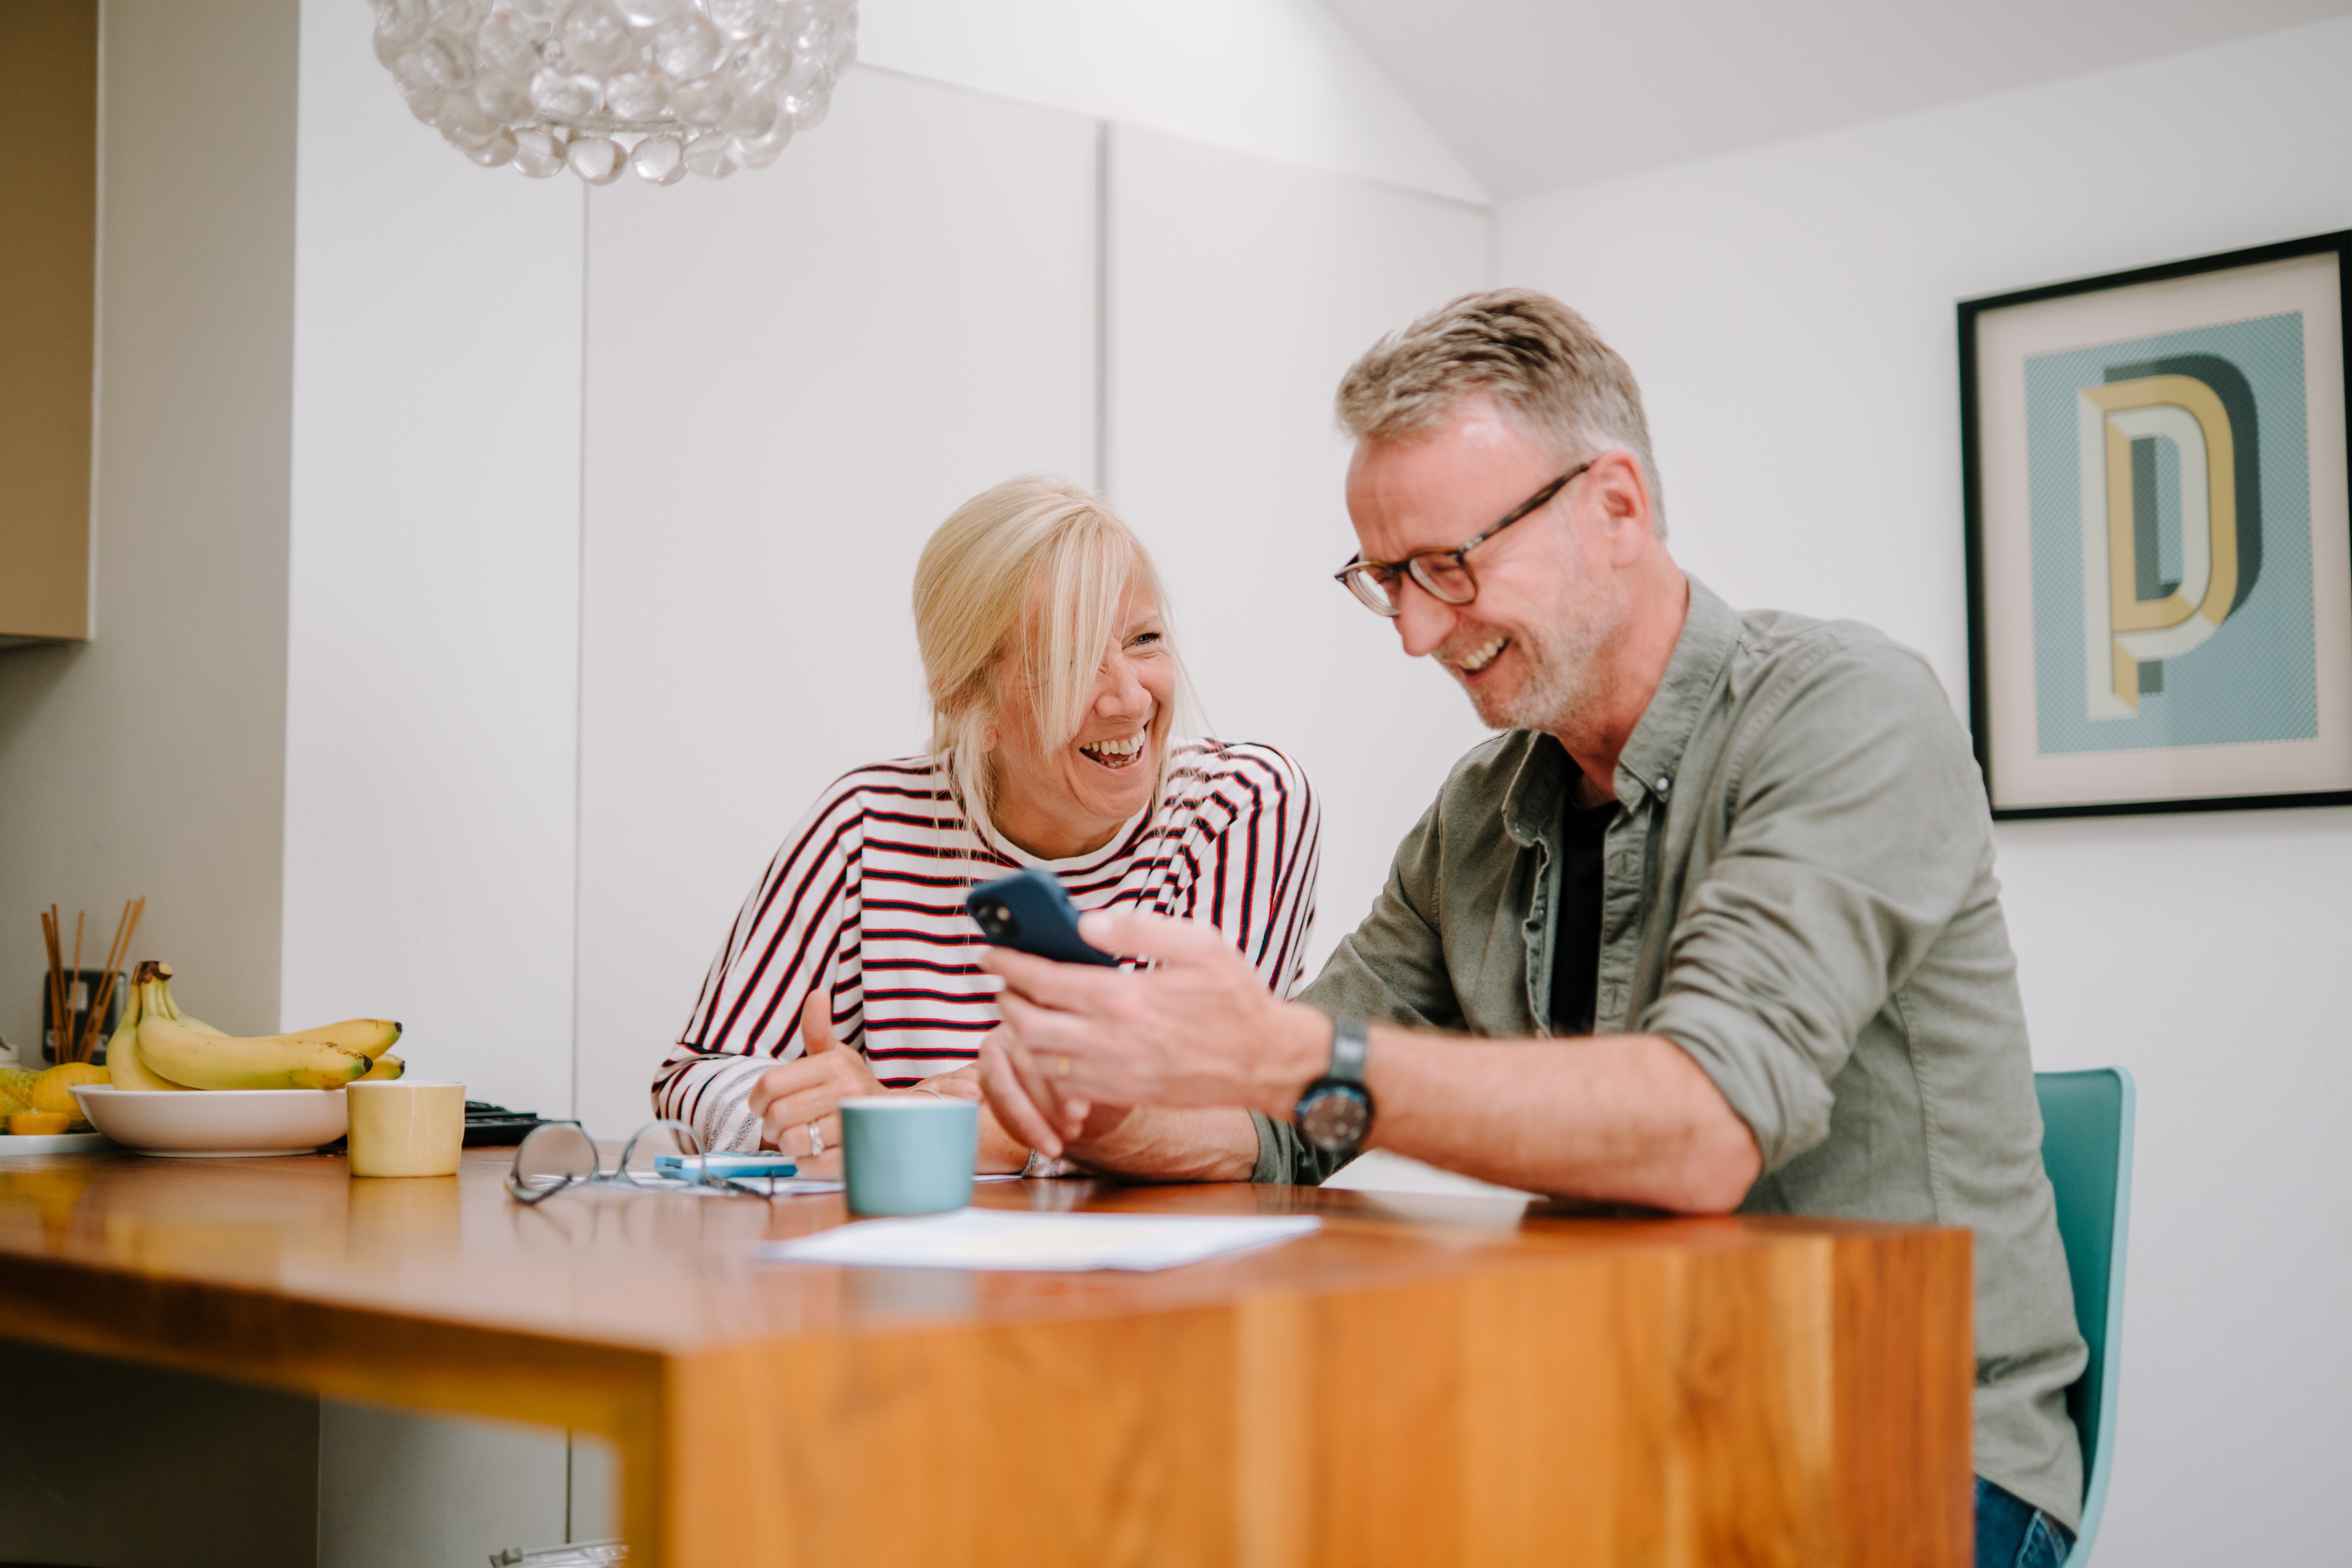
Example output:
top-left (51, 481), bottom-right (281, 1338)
top-left (2034, 1068), bottom-right (2135, 1565)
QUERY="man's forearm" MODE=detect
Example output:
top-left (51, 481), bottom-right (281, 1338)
top-left (1066, 1106), bottom-right (1261, 1182)
top-left (1251, 1016), bottom-right (1761, 1212)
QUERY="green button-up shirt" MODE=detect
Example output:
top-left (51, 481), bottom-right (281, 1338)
top-left (1261, 575), bottom-right (2087, 1528)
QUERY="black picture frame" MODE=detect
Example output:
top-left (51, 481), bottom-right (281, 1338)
top-left (1959, 229), bottom-right (2352, 820)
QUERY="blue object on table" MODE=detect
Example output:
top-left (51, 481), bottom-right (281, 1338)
top-left (2034, 1067), bottom-right (2135, 1566)
top-left (654, 1151), bottom-right (799, 1180)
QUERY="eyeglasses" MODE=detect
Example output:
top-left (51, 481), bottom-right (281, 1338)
top-left (504, 1118), bottom-right (770, 1204)
top-left (1334, 461), bottom-right (1594, 617)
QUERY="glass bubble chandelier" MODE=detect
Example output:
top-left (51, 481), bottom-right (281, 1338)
top-left (371, 0), bottom-right (856, 185)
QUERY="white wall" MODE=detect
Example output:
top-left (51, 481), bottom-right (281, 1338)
top-left (860, 0), bottom-right (1484, 204)
top-left (571, 70), bottom-right (1100, 1137)
top-left (0, 0), bottom-right (298, 1048)
top-left (1500, 17), bottom-right (2352, 1560)
top-left (283, 0), bottom-right (584, 1110)
top-left (1106, 126), bottom-right (1494, 970)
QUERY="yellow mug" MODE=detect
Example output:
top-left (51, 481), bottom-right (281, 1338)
top-left (347, 1080), bottom-right (466, 1177)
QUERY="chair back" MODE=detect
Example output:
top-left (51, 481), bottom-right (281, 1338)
top-left (2034, 1067), bottom-right (2135, 1563)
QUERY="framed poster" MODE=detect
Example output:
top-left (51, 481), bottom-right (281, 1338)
top-left (1961, 231), bottom-right (2352, 818)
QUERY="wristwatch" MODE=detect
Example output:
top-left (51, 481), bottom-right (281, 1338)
top-left (1295, 1016), bottom-right (1374, 1159)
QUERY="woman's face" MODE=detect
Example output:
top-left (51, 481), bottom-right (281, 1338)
top-left (986, 572), bottom-right (1176, 861)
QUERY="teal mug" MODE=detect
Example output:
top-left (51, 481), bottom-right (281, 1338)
top-left (840, 1096), bottom-right (978, 1215)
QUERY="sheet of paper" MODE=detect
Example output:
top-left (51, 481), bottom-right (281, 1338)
top-left (753, 1208), bottom-right (1321, 1272)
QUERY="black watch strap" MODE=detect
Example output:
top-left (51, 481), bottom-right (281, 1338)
top-left (1327, 1016), bottom-right (1370, 1085)
top-left (1296, 1015), bottom-right (1375, 1158)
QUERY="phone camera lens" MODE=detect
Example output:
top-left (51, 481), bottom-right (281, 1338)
top-left (977, 902), bottom-right (1017, 940)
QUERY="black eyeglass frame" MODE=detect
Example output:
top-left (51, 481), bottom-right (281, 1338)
top-left (1333, 460), bottom-right (1595, 617)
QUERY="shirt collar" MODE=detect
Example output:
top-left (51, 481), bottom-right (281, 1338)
top-left (1614, 573), bottom-right (1736, 808)
top-left (1499, 573), bottom-right (1738, 843)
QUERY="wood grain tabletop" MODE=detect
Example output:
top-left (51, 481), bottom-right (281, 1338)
top-left (0, 1149), bottom-right (1973, 1567)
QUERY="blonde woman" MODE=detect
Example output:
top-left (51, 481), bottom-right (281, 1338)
top-left (651, 476), bottom-right (1320, 1174)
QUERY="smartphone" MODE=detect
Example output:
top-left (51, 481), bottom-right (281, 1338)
top-left (964, 866), bottom-right (1118, 966)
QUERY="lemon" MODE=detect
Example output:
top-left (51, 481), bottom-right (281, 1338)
top-left (7, 1111), bottom-right (70, 1136)
top-left (31, 1062), bottom-right (108, 1126)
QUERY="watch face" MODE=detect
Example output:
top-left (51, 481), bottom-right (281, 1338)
top-left (1300, 1085), bottom-right (1371, 1152)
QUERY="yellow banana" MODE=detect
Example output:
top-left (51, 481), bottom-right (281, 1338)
top-left (137, 1015), bottom-right (369, 1092)
top-left (150, 962), bottom-right (225, 1035)
top-left (104, 965), bottom-right (189, 1094)
top-left (279, 1018), bottom-right (401, 1059)
top-left (357, 1053), bottom-right (406, 1082)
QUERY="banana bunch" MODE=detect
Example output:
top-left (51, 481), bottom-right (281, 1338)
top-left (108, 962), bottom-right (402, 1092)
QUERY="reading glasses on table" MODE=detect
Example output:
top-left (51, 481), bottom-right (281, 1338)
top-left (505, 1118), bottom-right (779, 1204)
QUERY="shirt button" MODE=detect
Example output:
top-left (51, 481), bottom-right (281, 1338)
top-left (1656, 775), bottom-right (1672, 796)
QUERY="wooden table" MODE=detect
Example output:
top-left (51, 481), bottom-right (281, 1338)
top-left (0, 1150), bottom-right (1971, 1567)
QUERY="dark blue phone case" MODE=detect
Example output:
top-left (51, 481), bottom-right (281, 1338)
top-left (963, 866), bottom-right (1118, 967)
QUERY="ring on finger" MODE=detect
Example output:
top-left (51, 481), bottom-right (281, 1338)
top-left (1057, 1053), bottom-right (1072, 1079)
top-left (807, 1120), bottom-right (824, 1159)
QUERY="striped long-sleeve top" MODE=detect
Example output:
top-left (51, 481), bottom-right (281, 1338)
top-left (652, 738), bottom-right (1320, 1152)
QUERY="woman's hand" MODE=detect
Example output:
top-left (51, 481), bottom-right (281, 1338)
top-left (748, 992), bottom-right (885, 1174)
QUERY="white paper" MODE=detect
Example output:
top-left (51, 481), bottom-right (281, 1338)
top-left (753, 1208), bottom-right (1321, 1272)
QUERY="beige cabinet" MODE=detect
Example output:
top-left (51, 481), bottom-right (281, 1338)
top-left (0, 0), bottom-right (98, 644)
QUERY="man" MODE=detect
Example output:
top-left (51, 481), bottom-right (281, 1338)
top-left (976, 289), bottom-right (2086, 1568)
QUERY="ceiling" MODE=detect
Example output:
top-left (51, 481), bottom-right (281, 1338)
top-left (1322, 0), bottom-right (2352, 198)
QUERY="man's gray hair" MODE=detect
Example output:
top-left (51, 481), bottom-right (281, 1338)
top-left (1335, 288), bottom-right (1667, 536)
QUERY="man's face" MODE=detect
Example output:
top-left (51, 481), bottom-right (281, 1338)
top-left (1343, 397), bottom-right (1631, 735)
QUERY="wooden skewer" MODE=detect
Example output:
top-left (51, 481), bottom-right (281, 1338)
top-left (91, 904), bottom-right (120, 1060)
top-left (41, 908), bottom-right (65, 1068)
top-left (83, 907), bottom-right (114, 1062)
top-left (48, 907), bottom-right (61, 1067)
top-left (80, 897), bottom-right (143, 1064)
top-left (69, 911), bottom-right (85, 1060)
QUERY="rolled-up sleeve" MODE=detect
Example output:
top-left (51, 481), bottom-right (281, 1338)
top-left (1257, 789), bottom-right (1465, 1184)
top-left (1640, 643), bottom-right (1990, 1172)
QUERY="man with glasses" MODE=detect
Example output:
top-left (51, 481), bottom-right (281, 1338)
top-left (976, 289), bottom-right (2087, 1568)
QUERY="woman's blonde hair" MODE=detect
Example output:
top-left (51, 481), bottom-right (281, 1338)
top-left (913, 475), bottom-right (1192, 852)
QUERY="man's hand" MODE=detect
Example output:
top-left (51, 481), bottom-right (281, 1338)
top-left (976, 1029), bottom-right (1134, 1160)
top-left (913, 1057), bottom-right (1039, 1174)
top-left (747, 991), bottom-right (885, 1173)
top-left (977, 910), bottom-right (1326, 1124)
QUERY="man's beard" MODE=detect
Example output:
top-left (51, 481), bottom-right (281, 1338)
top-left (1454, 569), bottom-right (1629, 736)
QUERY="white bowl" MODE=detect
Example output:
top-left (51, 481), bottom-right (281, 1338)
top-left (72, 1085), bottom-right (349, 1157)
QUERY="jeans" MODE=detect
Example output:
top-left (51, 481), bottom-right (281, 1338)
top-left (1977, 1476), bottom-right (2077, 1568)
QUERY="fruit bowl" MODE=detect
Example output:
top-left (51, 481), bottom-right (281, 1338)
top-left (72, 1085), bottom-right (348, 1157)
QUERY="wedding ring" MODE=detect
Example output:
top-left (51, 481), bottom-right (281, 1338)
top-left (807, 1121), bottom-right (824, 1158)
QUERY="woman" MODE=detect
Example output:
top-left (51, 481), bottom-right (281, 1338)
top-left (651, 476), bottom-right (1320, 1172)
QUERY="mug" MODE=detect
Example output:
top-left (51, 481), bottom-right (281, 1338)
top-left (840, 1096), bottom-right (978, 1215)
top-left (347, 1080), bottom-right (466, 1177)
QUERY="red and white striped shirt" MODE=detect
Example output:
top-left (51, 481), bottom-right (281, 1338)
top-left (652, 739), bottom-right (1320, 1152)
